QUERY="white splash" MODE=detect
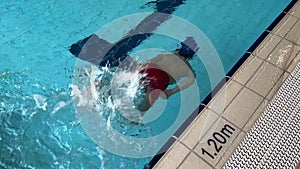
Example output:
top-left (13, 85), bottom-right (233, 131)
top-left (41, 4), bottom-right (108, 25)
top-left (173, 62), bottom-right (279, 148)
top-left (69, 65), bottom-right (104, 107)
top-left (112, 68), bottom-right (145, 102)
top-left (110, 66), bottom-right (146, 122)
top-left (52, 100), bottom-right (72, 114)
top-left (32, 94), bottom-right (47, 110)
top-left (69, 84), bottom-right (88, 107)
top-left (69, 62), bottom-right (146, 124)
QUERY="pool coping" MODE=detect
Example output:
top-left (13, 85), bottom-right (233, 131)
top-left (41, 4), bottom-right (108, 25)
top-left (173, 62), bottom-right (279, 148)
top-left (148, 0), bottom-right (300, 168)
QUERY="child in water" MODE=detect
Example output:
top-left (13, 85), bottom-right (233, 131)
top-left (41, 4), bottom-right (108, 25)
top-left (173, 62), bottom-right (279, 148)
top-left (136, 37), bottom-right (199, 114)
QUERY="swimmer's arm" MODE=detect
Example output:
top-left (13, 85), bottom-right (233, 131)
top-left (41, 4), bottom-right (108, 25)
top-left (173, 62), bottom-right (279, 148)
top-left (166, 72), bottom-right (195, 97)
top-left (173, 76), bottom-right (195, 92)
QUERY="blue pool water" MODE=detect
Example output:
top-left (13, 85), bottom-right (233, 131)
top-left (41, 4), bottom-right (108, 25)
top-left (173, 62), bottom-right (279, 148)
top-left (0, 0), bottom-right (292, 168)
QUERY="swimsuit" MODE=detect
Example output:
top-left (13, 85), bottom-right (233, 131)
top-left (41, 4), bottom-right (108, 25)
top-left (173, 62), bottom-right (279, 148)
top-left (139, 62), bottom-right (169, 104)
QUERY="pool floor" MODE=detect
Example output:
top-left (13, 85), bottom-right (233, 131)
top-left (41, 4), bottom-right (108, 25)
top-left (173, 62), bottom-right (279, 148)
top-left (0, 0), bottom-right (297, 168)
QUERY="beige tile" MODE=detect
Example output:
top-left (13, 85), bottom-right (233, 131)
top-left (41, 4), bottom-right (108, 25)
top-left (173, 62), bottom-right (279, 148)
top-left (242, 99), bottom-right (269, 132)
top-left (208, 80), bottom-right (243, 115)
top-left (289, 1), bottom-right (300, 18)
top-left (287, 51), bottom-right (300, 73)
top-left (222, 87), bottom-right (263, 129)
top-left (179, 152), bottom-right (212, 169)
top-left (194, 118), bottom-right (240, 166)
top-left (179, 108), bottom-right (219, 149)
top-left (253, 34), bottom-right (282, 60)
top-left (246, 61), bottom-right (284, 97)
top-left (266, 72), bottom-right (290, 100)
top-left (286, 20), bottom-right (300, 45)
top-left (271, 14), bottom-right (298, 37)
top-left (215, 132), bottom-right (246, 168)
top-left (266, 39), bottom-right (300, 70)
top-left (232, 56), bottom-right (264, 85)
top-left (154, 141), bottom-right (190, 169)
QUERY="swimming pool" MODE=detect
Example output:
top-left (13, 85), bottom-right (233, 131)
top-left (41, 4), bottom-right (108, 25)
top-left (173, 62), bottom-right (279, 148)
top-left (0, 0), bottom-right (292, 168)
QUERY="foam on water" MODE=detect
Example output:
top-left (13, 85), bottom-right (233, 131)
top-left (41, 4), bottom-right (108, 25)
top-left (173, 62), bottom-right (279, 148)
top-left (70, 62), bottom-right (151, 140)
top-left (70, 60), bottom-right (148, 123)
top-left (1, 0), bottom-right (293, 167)
top-left (32, 94), bottom-right (48, 111)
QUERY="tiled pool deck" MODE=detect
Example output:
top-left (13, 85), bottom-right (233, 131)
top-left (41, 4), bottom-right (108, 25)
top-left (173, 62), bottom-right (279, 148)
top-left (153, 1), bottom-right (300, 169)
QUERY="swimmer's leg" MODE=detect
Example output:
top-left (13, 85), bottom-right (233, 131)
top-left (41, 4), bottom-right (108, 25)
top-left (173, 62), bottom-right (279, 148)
top-left (138, 89), bottom-right (164, 115)
top-left (138, 91), bottom-right (152, 116)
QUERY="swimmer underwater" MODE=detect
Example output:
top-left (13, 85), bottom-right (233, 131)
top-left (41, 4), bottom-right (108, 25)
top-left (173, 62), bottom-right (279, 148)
top-left (70, 36), bottom-right (199, 116)
top-left (135, 37), bottom-right (199, 114)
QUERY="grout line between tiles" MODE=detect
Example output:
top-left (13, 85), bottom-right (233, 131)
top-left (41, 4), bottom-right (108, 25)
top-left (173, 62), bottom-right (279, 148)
top-left (243, 41), bottom-right (296, 94)
top-left (226, 19), bottom-right (293, 103)
top-left (207, 79), bottom-right (244, 116)
top-left (206, 3), bottom-right (300, 143)
top-left (285, 49), bottom-right (300, 71)
top-left (274, 14), bottom-right (300, 46)
top-left (190, 142), bottom-right (217, 169)
top-left (205, 77), bottom-right (270, 131)
top-left (202, 104), bottom-right (245, 132)
top-left (172, 122), bottom-right (219, 168)
top-left (172, 135), bottom-right (216, 169)
top-left (265, 14), bottom-right (300, 72)
top-left (189, 3), bottom-right (300, 168)
top-left (190, 117), bottom-right (243, 168)
top-left (282, 13), bottom-right (300, 36)
top-left (241, 104), bottom-right (266, 133)
top-left (172, 136), bottom-right (193, 151)
top-left (154, 2), bottom-right (300, 168)
top-left (255, 49), bottom-right (299, 76)
top-left (171, 139), bottom-right (195, 169)
top-left (220, 109), bottom-right (245, 133)
top-left (200, 103), bottom-right (220, 114)
top-left (225, 71), bottom-right (288, 132)
top-left (176, 145), bottom-right (216, 169)
top-left (228, 70), bottom-right (289, 132)
top-left (189, 150), bottom-right (216, 169)
top-left (220, 24), bottom-right (299, 131)
top-left (244, 37), bottom-right (285, 84)
top-left (271, 12), bottom-right (300, 36)
top-left (267, 30), bottom-right (300, 47)
top-left (188, 107), bottom-right (221, 141)
top-left (190, 115), bottom-right (243, 151)
top-left (231, 67), bottom-right (289, 104)
top-left (227, 9), bottom-right (300, 139)
top-left (284, 11), bottom-right (300, 20)
top-left (176, 150), bottom-right (192, 169)
top-left (240, 100), bottom-right (268, 133)
top-left (160, 137), bottom-right (193, 169)
top-left (261, 55), bottom-right (294, 75)
top-left (252, 37), bottom-right (285, 61)
top-left (229, 78), bottom-right (271, 102)
top-left (171, 106), bottom-right (220, 144)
